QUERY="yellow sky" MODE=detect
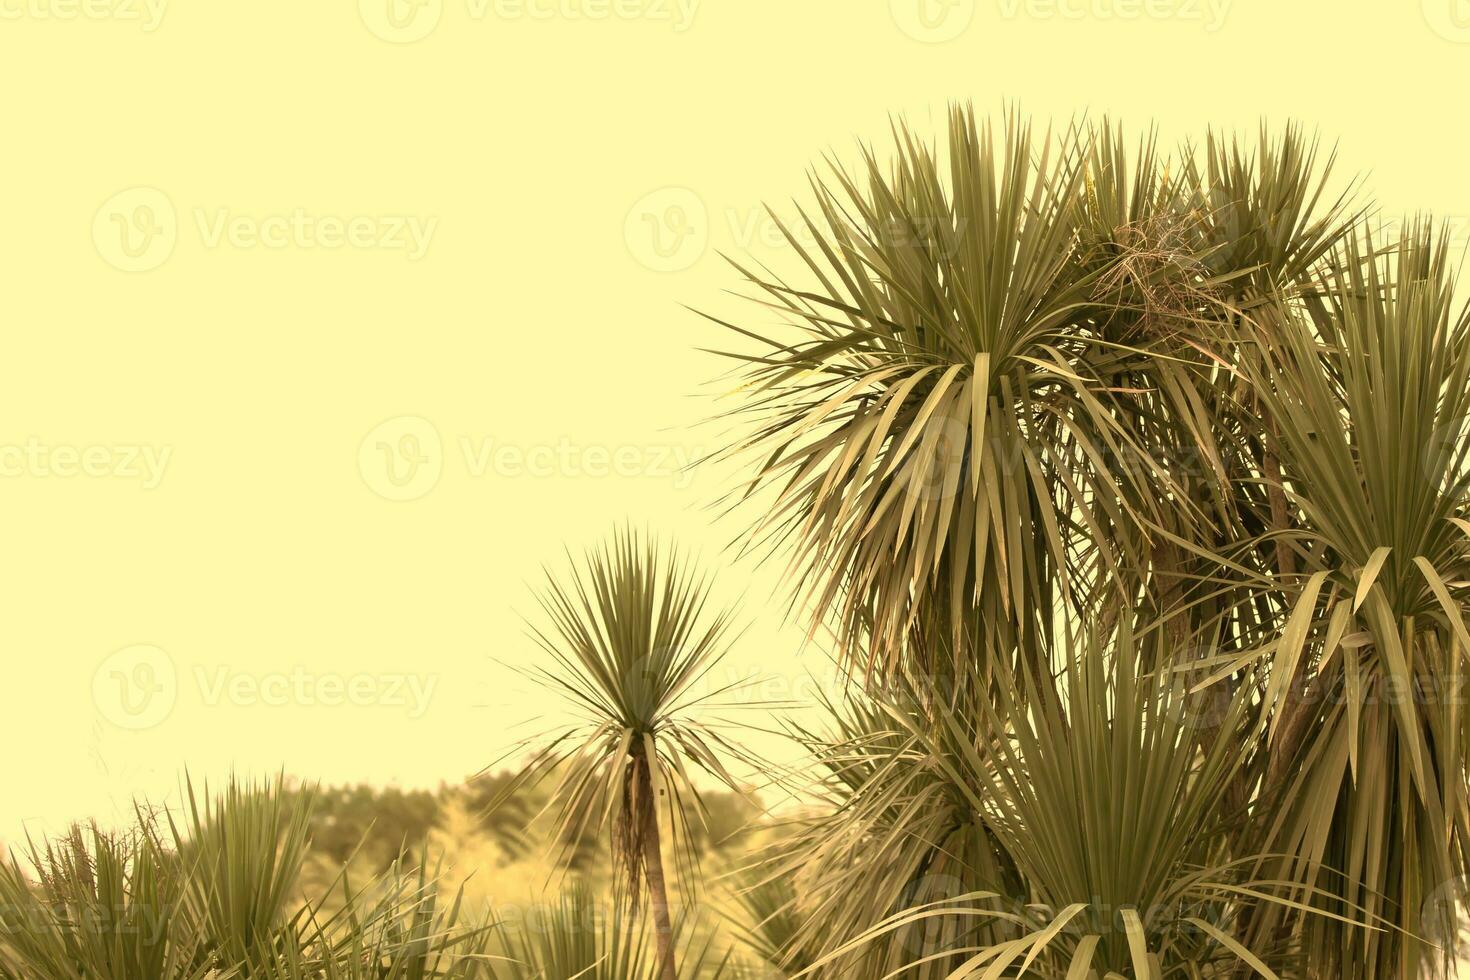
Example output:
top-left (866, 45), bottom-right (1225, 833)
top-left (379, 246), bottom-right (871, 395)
top-left (1, 0), bottom-right (1468, 844)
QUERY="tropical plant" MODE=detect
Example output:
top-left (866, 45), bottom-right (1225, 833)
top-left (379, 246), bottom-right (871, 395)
top-left (725, 868), bottom-right (814, 977)
top-left (736, 660), bottom-right (1020, 977)
top-left (487, 881), bottom-right (731, 979)
top-left (805, 625), bottom-right (1357, 978)
top-left (708, 105), bottom-right (1470, 976)
top-left (1237, 223), bottom-right (1470, 978)
top-left (0, 820), bottom-right (214, 980)
top-left (488, 528), bottom-right (750, 980)
top-left (0, 776), bottom-right (498, 980)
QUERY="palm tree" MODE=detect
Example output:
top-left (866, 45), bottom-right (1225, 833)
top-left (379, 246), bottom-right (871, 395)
top-left (709, 105), bottom-right (1470, 975)
top-left (490, 529), bottom-right (748, 980)
top-left (1238, 224), bottom-right (1470, 977)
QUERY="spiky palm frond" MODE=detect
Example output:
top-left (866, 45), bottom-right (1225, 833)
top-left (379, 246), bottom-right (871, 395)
top-left (492, 529), bottom-right (746, 900)
top-left (815, 623), bottom-right (1365, 979)
top-left (0, 821), bottom-right (217, 980)
top-left (163, 774), bottom-right (317, 974)
top-left (487, 882), bottom-right (731, 980)
top-left (1183, 124), bottom-right (1359, 299)
top-left (0, 778), bottom-right (498, 980)
top-left (724, 869), bottom-right (814, 978)
top-left (747, 665), bottom-right (1020, 979)
top-left (1236, 223), bottom-right (1470, 978)
top-left (707, 108), bottom-right (1134, 680)
top-left (256, 861), bottom-right (500, 979)
top-left (708, 108), bottom-right (1361, 698)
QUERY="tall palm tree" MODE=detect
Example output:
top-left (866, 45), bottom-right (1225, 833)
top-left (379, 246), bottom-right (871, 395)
top-left (491, 529), bottom-right (747, 980)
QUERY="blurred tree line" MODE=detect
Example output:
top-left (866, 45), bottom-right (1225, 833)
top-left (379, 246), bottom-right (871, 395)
top-left (286, 774), bottom-right (764, 913)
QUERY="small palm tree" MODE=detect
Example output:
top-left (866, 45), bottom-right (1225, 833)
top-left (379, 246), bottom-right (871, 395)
top-left (491, 529), bottom-right (748, 980)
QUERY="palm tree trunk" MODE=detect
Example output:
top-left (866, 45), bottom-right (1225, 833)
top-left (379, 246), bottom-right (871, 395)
top-left (1262, 420), bottom-right (1319, 796)
top-left (636, 747), bottom-right (679, 980)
